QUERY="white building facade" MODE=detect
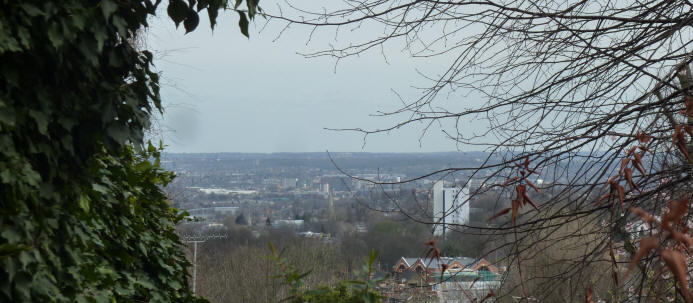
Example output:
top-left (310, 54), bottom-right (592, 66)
top-left (433, 181), bottom-right (470, 237)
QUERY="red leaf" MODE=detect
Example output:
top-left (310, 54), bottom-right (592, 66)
top-left (625, 236), bottom-right (660, 278)
top-left (487, 208), bottom-right (511, 221)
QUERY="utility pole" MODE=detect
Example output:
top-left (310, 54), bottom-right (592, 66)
top-left (189, 240), bottom-right (203, 294)
top-left (181, 233), bottom-right (228, 295)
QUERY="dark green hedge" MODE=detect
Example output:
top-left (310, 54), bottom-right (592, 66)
top-left (0, 1), bottom-right (257, 301)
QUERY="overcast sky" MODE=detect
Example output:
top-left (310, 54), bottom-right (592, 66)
top-left (146, 10), bottom-right (480, 153)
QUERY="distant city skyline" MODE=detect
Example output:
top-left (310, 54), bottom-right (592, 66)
top-left (147, 11), bottom-right (486, 153)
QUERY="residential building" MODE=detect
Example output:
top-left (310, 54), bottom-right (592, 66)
top-left (433, 181), bottom-right (470, 236)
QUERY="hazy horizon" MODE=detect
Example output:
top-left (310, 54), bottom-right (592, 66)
top-left (147, 9), bottom-right (487, 154)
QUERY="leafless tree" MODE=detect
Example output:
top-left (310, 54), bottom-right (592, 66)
top-left (263, 1), bottom-right (693, 301)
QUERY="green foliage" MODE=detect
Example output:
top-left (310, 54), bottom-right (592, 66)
top-left (0, 0), bottom-right (259, 301)
top-left (270, 245), bottom-right (385, 303)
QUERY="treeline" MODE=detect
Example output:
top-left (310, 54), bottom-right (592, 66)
top-left (188, 215), bottom-right (492, 302)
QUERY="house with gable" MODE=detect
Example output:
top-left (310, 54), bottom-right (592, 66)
top-left (389, 256), bottom-right (503, 302)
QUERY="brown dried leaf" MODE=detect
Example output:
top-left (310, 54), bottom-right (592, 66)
top-left (661, 249), bottom-right (692, 303)
top-left (669, 230), bottom-right (693, 252)
top-left (677, 141), bottom-right (693, 163)
top-left (616, 184), bottom-right (625, 208)
top-left (479, 291), bottom-right (494, 303)
top-left (516, 185), bottom-right (526, 206)
top-left (487, 208), bottom-right (511, 222)
top-left (674, 125), bottom-right (683, 145)
top-left (636, 132), bottom-right (652, 143)
top-left (586, 285), bottom-right (595, 303)
top-left (502, 176), bottom-right (520, 186)
top-left (511, 199), bottom-right (520, 224)
top-left (632, 153), bottom-right (647, 176)
top-left (686, 125), bottom-right (693, 138)
top-left (630, 207), bottom-right (654, 227)
top-left (524, 156), bottom-right (530, 169)
top-left (638, 145), bottom-right (654, 155)
top-left (525, 178), bottom-right (540, 192)
top-left (595, 192), bottom-right (610, 205)
top-left (684, 99), bottom-right (693, 117)
top-left (603, 175), bottom-right (618, 191)
top-left (439, 264), bottom-right (448, 282)
top-left (524, 193), bottom-right (540, 211)
top-left (625, 236), bottom-right (660, 278)
top-left (620, 158), bottom-right (631, 175)
top-left (469, 276), bottom-right (480, 289)
top-left (624, 168), bottom-right (638, 192)
top-left (609, 245), bottom-right (619, 286)
top-left (664, 198), bottom-right (689, 227)
top-left (425, 238), bottom-right (439, 247)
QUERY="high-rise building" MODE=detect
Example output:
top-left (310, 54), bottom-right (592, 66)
top-left (432, 181), bottom-right (470, 237)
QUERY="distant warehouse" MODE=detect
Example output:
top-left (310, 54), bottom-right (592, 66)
top-left (185, 207), bottom-right (239, 220)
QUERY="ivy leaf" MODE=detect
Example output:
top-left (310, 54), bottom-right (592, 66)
top-left (247, 0), bottom-right (258, 18)
top-left (28, 110), bottom-right (49, 135)
top-left (19, 4), bottom-right (44, 17)
top-left (167, 0), bottom-right (188, 28)
top-left (237, 11), bottom-right (249, 37)
top-left (79, 194), bottom-right (90, 213)
top-left (0, 106), bottom-right (16, 126)
top-left (47, 25), bottom-right (63, 48)
top-left (183, 10), bottom-right (199, 33)
top-left (100, 0), bottom-right (118, 19)
top-left (92, 183), bottom-right (109, 194)
top-left (207, 3), bottom-right (219, 29)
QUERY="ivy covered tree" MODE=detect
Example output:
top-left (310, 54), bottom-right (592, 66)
top-left (0, 1), bottom-right (258, 302)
